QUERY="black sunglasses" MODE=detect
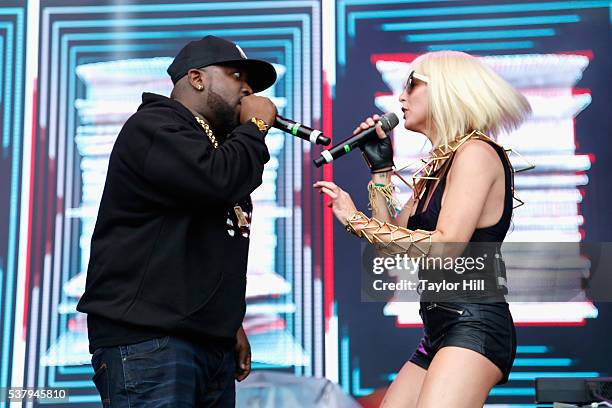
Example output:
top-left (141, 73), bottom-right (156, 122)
top-left (405, 70), bottom-right (429, 93)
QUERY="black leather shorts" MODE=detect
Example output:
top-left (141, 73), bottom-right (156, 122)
top-left (409, 302), bottom-right (516, 384)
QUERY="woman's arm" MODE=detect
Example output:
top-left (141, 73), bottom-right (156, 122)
top-left (356, 115), bottom-right (417, 227)
top-left (433, 139), bottom-right (502, 242)
top-left (314, 140), bottom-right (501, 256)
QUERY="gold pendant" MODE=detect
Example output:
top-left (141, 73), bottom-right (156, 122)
top-left (234, 206), bottom-right (249, 227)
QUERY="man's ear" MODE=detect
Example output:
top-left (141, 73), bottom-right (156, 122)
top-left (187, 68), bottom-right (207, 91)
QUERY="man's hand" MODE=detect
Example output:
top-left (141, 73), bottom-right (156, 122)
top-left (234, 326), bottom-right (251, 381)
top-left (240, 95), bottom-right (277, 128)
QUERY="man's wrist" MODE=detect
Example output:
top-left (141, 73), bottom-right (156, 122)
top-left (249, 117), bottom-right (269, 134)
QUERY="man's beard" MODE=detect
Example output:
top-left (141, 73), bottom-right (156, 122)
top-left (206, 89), bottom-right (240, 142)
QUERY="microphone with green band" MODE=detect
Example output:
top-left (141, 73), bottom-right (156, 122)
top-left (273, 115), bottom-right (331, 146)
top-left (313, 112), bottom-right (399, 167)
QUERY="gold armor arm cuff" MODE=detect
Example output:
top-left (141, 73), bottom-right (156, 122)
top-left (345, 211), bottom-right (433, 256)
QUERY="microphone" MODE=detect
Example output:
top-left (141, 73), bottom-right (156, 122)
top-left (313, 112), bottom-right (399, 167)
top-left (273, 115), bottom-right (331, 146)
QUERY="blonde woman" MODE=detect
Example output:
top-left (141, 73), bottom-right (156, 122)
top-left (314, 51), bottom-right (531, 407)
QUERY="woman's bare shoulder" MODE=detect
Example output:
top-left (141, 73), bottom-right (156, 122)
top-left (454, 138), bottom-right (501, 169)
top-left (447, 138), bottom-right (503, 184)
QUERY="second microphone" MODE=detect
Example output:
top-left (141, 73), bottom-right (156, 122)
top-left (273, 115), bottom-right (331, 146)
top-left (313, 112), bottom-right (399, 167)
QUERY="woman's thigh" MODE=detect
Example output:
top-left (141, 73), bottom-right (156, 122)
top-left (380, 361), bottom-right (427, 408)
top-left (416, 346), bottom-right (501, 408)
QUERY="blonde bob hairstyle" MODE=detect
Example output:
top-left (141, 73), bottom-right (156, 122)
top-left (410, 51), bottom-right (531, 147)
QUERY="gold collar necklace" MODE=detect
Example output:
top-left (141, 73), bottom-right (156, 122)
top-left (394, 130), bottom-right (534, 209)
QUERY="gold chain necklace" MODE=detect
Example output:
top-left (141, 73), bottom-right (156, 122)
top-left (193, 115), bottom-right (250, 228)
top-left (194, 116), bottom-right (219, 149)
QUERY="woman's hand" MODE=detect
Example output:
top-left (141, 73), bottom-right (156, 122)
top-left (353, 114), bottom-right (394, 173)
top-left (313, 181), bottom-right (358, 226)
top-left (352, 114), bottom-right (388, 139)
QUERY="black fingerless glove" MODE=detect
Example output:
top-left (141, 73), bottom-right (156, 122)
top-left (360, 134), bottom-right (394, 173)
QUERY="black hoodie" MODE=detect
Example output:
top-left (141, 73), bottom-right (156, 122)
top-left (76, 93), bottom-right (270, 352)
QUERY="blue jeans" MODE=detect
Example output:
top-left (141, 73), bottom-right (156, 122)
top-left (91, 336), bottom-right (236, 407)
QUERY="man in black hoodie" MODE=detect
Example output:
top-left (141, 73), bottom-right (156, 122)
top-left (76, 36), bottom-right (277, 407)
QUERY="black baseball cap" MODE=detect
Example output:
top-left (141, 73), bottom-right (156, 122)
top-left (167, 35), bottom-right (277, 93)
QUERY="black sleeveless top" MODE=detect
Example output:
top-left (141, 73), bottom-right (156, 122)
top-left (407, 139), bottom-right (513, 301)
top-left (407, 139), bottom-right (513, 241)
